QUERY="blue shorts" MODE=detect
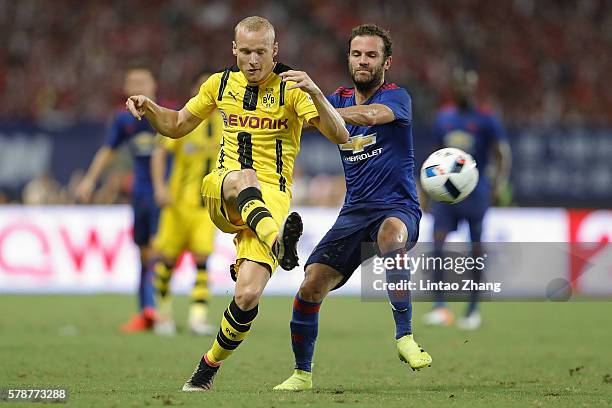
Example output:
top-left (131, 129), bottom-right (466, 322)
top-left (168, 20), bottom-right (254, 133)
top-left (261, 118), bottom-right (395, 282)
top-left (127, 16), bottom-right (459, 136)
top-left (132, 195), bottom-right (160, 246)
top-left (431, 193), bottom-right (489, 242)
top-left (305, 205), bottom-right (421, 290)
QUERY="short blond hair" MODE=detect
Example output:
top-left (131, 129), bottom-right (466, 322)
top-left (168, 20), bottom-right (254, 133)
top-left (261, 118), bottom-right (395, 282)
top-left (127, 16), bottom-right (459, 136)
top-left (235, 16), bottom-right (275, 43)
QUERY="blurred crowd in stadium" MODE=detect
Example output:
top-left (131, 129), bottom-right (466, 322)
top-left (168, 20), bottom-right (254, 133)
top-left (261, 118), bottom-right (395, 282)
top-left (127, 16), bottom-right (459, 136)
top-left (2, 0), bottom-right (610, 124)
top-left (0, 0), bottom-right (610, 205)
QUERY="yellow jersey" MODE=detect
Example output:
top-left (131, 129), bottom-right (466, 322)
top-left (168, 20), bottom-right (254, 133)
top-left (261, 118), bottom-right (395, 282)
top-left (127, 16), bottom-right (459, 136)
top-left (161, 112), bottom-right (223, 207)
top-left (185, 63), bottom-right (319, 195)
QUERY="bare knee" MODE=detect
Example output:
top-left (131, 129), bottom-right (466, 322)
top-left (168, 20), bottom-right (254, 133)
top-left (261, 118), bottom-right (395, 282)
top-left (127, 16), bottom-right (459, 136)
top-left (377, 217), bottom-right (408, 254)
top-left (298, 265), bottom-right (342, 303)
top-left (298, 280), bottom-right (328, 303)
top-left (236, 168), bottom-right (259, 191)
top-left (234, 285), bottom-right (262, 310)
top-left (223, 169), bottom-right (260, 201)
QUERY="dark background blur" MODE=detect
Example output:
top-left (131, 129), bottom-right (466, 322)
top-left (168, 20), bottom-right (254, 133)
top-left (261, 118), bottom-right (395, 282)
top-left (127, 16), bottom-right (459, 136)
top-left (1, 0), bottom-right (610, 207)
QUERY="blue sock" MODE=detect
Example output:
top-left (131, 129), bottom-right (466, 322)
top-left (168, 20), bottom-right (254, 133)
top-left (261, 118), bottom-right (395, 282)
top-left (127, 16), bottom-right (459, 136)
top-left (138, 263), bottom-right (156, 310)
top-left (384, 249), bottom-right (412, 339)
top-left (290, 295), bottom-right (321, 372)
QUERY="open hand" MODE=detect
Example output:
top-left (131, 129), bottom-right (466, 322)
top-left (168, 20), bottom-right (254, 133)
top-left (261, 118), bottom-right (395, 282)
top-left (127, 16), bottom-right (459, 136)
top-left (279, 70), bottom-right (322, 96)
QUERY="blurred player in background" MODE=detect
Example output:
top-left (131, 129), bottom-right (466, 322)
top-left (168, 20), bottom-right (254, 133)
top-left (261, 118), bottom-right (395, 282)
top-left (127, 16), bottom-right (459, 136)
top-left (422, 67), bottom-right (512, 330)
top-left (125, 16), bottom-right (348, 391)
top-left (76, 64), bottom-right (159, 332)
top-left (151, 71), bottom-right (222, 336)
top-left (275, 24), bottom-right (431, 391)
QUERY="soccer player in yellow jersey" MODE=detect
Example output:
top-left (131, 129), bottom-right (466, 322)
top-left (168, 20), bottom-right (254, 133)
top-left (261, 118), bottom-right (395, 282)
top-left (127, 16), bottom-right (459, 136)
top-left (151, 71), bottom-right (222, 337)
top-left (126, 16), bottom-right (349, 391)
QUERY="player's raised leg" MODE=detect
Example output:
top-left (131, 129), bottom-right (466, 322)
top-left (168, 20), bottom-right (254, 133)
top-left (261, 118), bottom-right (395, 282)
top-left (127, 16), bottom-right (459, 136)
top-left (274, 263), bottom-right (343, 391)
top-left (223, 169), bottom-right (303, 270)
top-left (183, 260), bottom-right (269, 391)
top-left (377, 217), bottom-right (432, 371)
top-left (184, 168), bottom-right (302, 391)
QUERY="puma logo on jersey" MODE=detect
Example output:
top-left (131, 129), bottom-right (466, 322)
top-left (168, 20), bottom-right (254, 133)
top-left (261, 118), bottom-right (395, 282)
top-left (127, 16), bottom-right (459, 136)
top-left (227, 114), bottom-right (289, 130)
top-left (228, 91), bottom-right (239, 101)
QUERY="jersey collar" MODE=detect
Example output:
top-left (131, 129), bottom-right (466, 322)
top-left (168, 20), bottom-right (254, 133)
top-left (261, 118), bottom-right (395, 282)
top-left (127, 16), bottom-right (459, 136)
top-left (356, 81), bottom-right (387, 105)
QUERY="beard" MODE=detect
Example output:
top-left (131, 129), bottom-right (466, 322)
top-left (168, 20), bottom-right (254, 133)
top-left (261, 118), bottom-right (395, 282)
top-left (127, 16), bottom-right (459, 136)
top-left (350, 63), bottom-right (385, 93)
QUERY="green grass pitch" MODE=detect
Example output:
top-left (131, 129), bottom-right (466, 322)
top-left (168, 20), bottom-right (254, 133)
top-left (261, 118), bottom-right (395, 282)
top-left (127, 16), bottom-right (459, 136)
top-left (1, 295), bottom-right (611, 407)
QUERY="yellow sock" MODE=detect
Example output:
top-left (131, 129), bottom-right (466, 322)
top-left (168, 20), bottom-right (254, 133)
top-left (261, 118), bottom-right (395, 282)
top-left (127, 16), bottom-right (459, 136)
top-left (206, 298), bottom-right (258, 364)
top-left (154, 261), bottom-right (174, 317)
top-left (154, 261), bottom-right (173, 296)
top-left (190, 264), bottom-right (210, 304)
top-left (237, 187), bottom-right (278, 249)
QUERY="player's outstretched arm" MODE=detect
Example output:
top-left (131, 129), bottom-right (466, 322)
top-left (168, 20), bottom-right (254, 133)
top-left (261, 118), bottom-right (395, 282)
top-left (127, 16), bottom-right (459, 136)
top-left (151, 143), bottom-right (172, 207)
top-left (336, 104), bottom-right (395, 126)
top-left (126, 96), bottom-right (202, 139)
top-left (280, 71), bottom-right (349, 144)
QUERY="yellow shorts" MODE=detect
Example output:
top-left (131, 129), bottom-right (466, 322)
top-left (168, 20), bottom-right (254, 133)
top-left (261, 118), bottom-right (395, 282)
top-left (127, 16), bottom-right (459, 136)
top-left (200, 167), bottom-right (291, 275)
top-left (154, 204), bottom-right (216, 259)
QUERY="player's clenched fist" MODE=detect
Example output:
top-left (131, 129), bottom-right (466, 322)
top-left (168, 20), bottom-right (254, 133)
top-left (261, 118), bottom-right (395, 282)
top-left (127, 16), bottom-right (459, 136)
top-left (126, 95), bottom-right (151, 120)
top-left (279, 70), bottom-right (322, 96)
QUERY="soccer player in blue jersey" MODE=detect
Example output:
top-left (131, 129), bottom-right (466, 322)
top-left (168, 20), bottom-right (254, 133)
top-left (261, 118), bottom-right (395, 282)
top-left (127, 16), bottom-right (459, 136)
top-left (422, 67), bottom-right (511, 330)
top-left (275, 24), bottom-right (431, 391)
top-left (76, 64), bottom-right (159, 332)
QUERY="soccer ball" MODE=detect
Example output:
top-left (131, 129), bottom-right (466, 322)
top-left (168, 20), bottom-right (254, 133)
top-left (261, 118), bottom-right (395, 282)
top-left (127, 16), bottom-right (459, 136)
top-left (420, 147), bottom-right (479, 204)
